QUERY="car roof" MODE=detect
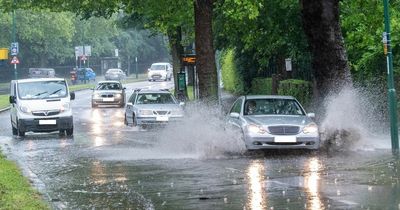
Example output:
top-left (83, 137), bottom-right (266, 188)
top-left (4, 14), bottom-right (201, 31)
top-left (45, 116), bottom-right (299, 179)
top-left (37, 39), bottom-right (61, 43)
top-left (13, 77), bottom-right (65, 83)
top-left (151, 62), bottom-right (170, 65)
top-left (107, 68), bottom-right (122, 71)
top-left (135, 89), bottom-right (171, 94)
top-left (97, 80), bottom-right (121, 84)
top-left (242, 95), bottom-right (296, 100)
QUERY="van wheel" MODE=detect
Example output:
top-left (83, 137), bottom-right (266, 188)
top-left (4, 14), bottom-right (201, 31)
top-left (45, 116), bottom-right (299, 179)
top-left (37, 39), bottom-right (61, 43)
top-left (66, 127), bottom-right (73, 136)
top-left (18, 128), bottom-right (25, 137)
top-left (12, 125), bottom-right (17, 135)
top-left (124, 114), bottom-right (128, 125)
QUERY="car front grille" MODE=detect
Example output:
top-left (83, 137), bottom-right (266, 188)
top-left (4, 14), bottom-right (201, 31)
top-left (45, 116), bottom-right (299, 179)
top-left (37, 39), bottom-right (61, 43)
top-left (153, 110), bottom-right (170, 115)
top-left (101, 94), bottom-right (114, 98)
top-left (32, 110), bottom-right (60, 116)
top-left (268, 126), bottom-right (300, 135)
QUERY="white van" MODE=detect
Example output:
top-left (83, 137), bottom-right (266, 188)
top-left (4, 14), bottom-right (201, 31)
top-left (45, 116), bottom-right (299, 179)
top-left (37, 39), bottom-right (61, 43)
top-left (9, 78), bottom-right (75, 137)
top-left (147, 62), bottom-right (173, 81)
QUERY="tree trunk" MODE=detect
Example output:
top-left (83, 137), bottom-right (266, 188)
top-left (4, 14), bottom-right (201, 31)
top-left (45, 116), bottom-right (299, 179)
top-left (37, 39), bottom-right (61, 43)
top-left (194, 0), bottom-right (218, 102)
top-left (300, 0), bottom-right (351, 99)
top-left (168, 27), bottom-right (184, 97)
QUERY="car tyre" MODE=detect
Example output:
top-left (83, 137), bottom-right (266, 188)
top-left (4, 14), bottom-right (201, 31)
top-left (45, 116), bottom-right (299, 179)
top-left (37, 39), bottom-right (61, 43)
top-left (66, 127), bottom-right (73, 136)
top-left (132, 114), bottom-right (137, 127)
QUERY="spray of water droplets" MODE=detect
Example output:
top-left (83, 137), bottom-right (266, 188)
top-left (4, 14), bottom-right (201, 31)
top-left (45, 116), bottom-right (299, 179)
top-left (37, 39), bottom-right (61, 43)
top-left (320, 84), bottom-right (391, 151)
top-left (155, 102), bottom-right (246, 159)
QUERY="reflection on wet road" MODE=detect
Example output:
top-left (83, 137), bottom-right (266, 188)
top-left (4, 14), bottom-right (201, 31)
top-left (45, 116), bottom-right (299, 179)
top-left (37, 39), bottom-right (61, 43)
top-left (0, 80), bottom-right (399, 209)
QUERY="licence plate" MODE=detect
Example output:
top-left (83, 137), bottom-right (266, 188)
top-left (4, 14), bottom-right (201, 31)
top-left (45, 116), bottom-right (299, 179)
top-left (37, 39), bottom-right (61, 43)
top-left (39, 120), bottom-right (56, 125)
top-left (103, 98), bottom-right (114, 102)
top-left (156, 116), bottom-right (169, 122)
top-left (274, 136), bottom-right (296, 143)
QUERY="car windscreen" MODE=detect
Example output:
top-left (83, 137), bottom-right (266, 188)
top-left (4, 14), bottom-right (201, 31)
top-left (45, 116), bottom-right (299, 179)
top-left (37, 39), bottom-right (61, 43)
top-left (107, 69), bottom-right (120, 73)
top-left (96, 83), bottom-right (122, 90)
top-left (244, 99), bottom-right (305, 115)
top-left (136, 93), bottom-right (176, 104)
top-left (150, 65), bottom-right (166, 70)
top-left (18, 80), bottom-right (68, 100)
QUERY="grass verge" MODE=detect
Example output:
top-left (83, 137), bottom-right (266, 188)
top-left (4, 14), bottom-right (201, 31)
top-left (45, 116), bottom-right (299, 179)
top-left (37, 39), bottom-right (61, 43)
top-left (0, 95), bottom-right (9, 110)
top-left (0, 152), bottom-right (49, 209)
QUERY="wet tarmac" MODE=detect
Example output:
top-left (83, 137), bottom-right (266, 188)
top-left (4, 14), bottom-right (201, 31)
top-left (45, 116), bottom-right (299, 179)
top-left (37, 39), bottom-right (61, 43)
top-left (0, 80), bottom-right (399, 209)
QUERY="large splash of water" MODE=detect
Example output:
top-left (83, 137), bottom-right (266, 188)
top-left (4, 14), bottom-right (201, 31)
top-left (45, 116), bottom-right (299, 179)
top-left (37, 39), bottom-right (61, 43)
top-left (155, 103), bottom-right (246, 159)
top-left (320, 84), bottom-right (391, 151)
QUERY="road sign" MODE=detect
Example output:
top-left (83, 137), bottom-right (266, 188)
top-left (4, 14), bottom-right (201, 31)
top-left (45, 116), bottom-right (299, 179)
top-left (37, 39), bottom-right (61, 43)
top-left (10, 42), bottom-right (18, 56)
top-left (74, 46), bottom-right (91, 58)
top-left (80, 55), bottom-right (87, 61)
top-left (0, 48), bottom-right (8, 60)
top-left (182, 54), bottom-right (196, 65)
top-left (10, 56), bottom-right (19, 64)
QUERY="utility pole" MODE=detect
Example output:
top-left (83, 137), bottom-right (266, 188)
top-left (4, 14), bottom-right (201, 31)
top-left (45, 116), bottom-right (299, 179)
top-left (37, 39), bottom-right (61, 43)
top-left (12, 0), bottom-right (17, 80)
top-left (135, 57), bottom-right (138, 79)
top-left (383, 0), bottom-right (399, 153)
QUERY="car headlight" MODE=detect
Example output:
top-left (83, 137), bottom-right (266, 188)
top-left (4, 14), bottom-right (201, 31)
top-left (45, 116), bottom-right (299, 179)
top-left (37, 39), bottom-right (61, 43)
top-left (60, 102), bottom-right (70, 112)
top-left (92, 93), bottom-right (101, 99)
top-left (19, 105), bottom-right (31, 114)
top-left (247, 124), bottom-right (266, 134)
top-left (303, 123), bottom-right (319, 134)
top-left (139, 110), bottom-right (153, 116)
top-left (114, 93), bottom-right (122, 98)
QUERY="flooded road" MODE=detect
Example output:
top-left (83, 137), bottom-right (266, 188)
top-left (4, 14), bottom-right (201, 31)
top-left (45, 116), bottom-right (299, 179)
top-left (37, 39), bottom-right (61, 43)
top-left (0, 81), bottom-right (399, 209)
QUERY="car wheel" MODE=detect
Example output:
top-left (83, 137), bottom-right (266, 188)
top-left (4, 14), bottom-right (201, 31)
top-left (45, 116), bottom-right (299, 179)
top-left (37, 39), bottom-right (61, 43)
top-left (132, 114), bottom-right (137, 127)
top-left (66, 127), bottom-right (73, 136)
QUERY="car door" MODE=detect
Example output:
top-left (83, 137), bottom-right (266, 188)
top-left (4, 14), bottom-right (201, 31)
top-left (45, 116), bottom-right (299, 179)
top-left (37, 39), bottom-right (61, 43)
top-left (125, 93), bottom-right (137, 122)
top-left (228, 97), bottom-right (244, 128)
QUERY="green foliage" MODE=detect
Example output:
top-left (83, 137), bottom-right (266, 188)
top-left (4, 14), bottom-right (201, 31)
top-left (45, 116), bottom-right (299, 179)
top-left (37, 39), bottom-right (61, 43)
top-left (0, 95), bottom-right (9, 110)
top-left (220, 49), bottom-right (244, 94)
top-left (0, 151), bottom-right (49, 209)
top-left (250, 77), bottom-right (272, 95)
top-left (278, 79), bottom-right (311, 106)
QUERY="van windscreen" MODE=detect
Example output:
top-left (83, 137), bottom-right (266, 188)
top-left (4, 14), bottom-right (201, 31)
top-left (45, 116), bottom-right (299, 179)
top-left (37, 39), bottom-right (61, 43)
top-left (150, 65), bottom-right (166, 70)
top-left (18, 80), bottom-right (68, 100)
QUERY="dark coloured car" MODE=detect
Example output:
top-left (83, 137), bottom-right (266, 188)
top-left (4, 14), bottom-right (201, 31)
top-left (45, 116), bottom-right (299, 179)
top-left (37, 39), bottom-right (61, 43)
top-left (105, 68), bottom-right (126, 81)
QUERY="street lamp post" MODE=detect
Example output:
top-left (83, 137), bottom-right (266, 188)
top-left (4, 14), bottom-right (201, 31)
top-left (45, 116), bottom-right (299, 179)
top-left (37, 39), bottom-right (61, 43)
top-left (383, 0), bottom-right (399, 153)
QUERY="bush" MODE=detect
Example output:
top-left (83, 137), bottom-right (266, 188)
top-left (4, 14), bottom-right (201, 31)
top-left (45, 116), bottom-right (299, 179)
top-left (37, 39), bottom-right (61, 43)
top-left (220, 49), bottom-right (244, 94)
top-left (250, 77), bottom-right (273, 95)
top-left (278, 79), bottom-right (311, 105)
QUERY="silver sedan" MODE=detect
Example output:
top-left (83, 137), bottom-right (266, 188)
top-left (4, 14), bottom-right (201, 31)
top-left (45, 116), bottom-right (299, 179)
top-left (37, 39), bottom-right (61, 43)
top-left (227, 95), bottom-right (320, 150)
top-left (124, 89), bottom-right (184, 126)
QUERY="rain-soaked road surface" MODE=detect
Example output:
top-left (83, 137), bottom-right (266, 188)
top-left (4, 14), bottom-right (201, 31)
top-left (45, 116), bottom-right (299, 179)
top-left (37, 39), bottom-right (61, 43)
top-left (0, 80), bottom-right (399, 209)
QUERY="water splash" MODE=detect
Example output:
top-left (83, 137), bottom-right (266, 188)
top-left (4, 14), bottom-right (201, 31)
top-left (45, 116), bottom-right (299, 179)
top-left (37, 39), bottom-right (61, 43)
top-left (320, 84), bottom-right (391, 151)
top-left (155, 103), bottom-right (246, 159)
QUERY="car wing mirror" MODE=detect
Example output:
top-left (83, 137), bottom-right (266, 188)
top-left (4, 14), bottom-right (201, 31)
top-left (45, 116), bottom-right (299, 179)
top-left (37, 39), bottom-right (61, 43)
top-left (126, 102), bottom-right (133, 106)
top-left (70, 92), bottom-right (75, 100)
top-left (230, 112), bottom-right (240, 118)
top-left (9, 96), bottom-right (16, 104)
top-left (307, 113), bottom-right (315, 118)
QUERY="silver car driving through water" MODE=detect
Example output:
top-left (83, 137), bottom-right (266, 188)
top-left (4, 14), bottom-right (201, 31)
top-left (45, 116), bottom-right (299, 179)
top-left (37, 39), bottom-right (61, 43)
top-left (227, 95), bottom-right (320, 150)
top-left (124, 89), bottom-right (184, 126)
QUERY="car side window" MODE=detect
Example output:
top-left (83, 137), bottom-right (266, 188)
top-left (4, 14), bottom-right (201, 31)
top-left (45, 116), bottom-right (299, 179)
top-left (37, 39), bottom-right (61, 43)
top-left (129, 93), bottom-right (137, 103)
top-left (230, 98), bottom-right (243, 114)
